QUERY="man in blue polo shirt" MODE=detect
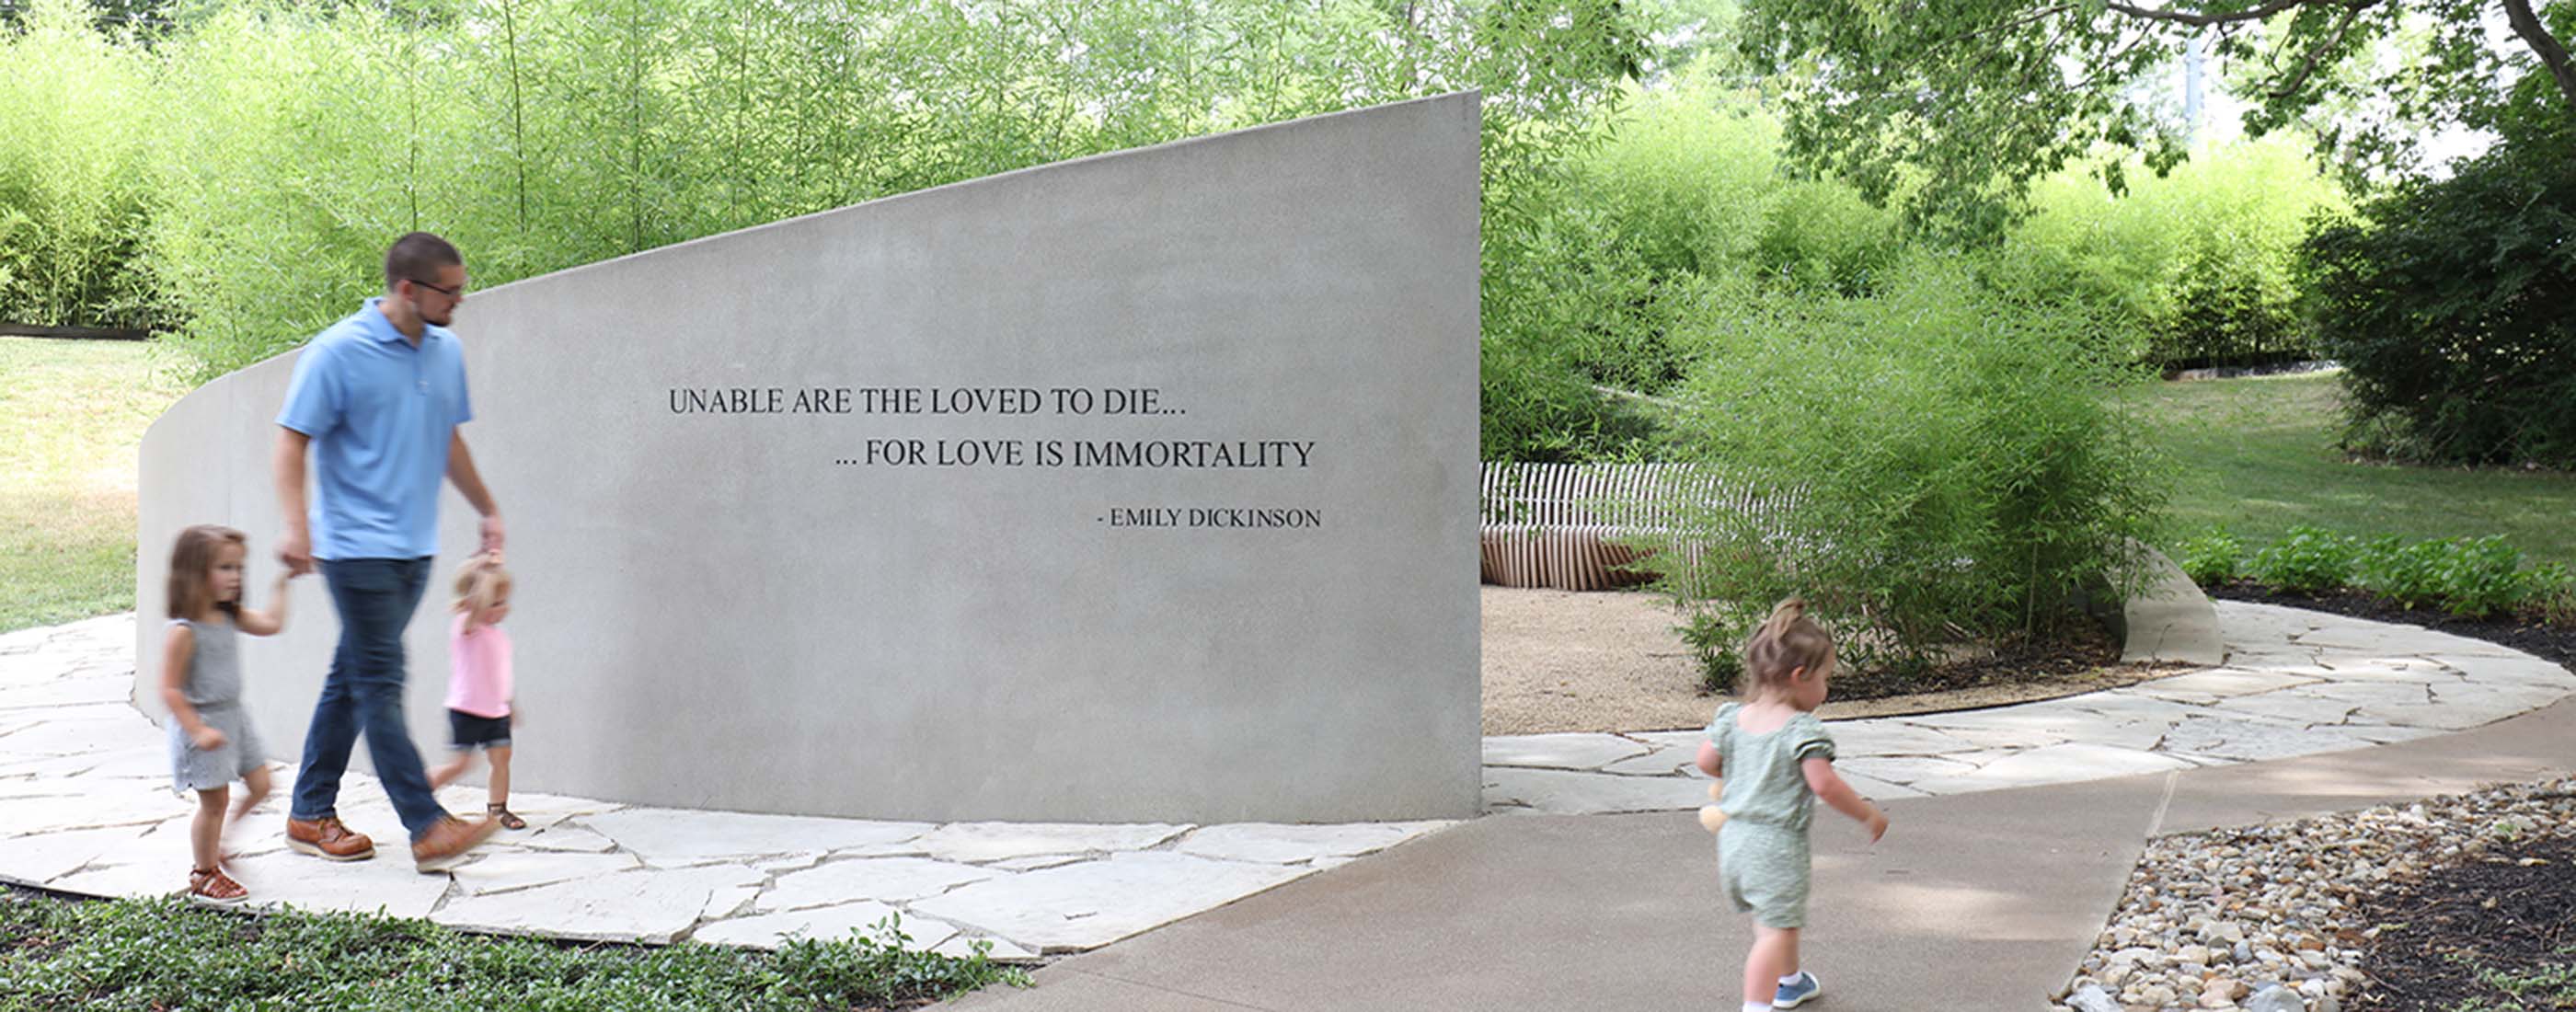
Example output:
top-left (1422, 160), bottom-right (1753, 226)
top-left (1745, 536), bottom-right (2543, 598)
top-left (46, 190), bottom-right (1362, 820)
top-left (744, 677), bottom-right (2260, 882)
top-left (273, 232), bottom-right (502, 872)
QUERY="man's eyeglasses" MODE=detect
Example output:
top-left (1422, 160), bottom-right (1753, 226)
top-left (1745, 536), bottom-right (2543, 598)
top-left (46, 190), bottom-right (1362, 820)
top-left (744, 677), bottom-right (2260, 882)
top-left (408, 277), bottom-right (465, 298)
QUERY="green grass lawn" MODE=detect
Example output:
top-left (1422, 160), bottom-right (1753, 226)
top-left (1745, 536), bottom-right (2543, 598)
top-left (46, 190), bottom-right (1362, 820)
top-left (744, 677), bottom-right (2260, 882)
top-left (0, 337), bottom-right (185, 633)
top-left (2128, 371), bottom-right (2576, 567)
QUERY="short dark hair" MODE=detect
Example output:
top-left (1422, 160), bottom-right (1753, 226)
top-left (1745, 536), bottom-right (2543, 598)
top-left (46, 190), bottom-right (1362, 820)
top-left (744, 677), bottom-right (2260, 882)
top-left (385, 232), bottom-right (464, 291)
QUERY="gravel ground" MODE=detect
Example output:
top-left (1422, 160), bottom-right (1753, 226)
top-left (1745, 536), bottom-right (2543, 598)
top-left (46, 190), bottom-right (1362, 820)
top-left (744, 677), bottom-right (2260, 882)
top-left (2057, 776), bottom-right (2576, 1012)
top-left (1480, 586), bottom-right (1713, 734)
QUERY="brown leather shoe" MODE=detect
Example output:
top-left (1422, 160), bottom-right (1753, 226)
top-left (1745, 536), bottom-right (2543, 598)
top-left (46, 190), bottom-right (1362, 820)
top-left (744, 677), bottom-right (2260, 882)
top-left (285, 816), bottom-right (375, 861)
top-left (410, 815), bottom-right (499, 873)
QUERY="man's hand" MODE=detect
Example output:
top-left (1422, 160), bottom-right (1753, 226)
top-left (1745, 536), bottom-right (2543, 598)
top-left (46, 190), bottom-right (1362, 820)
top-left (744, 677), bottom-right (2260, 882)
top-left (190, 725), bottom-right (229, 751)
top-left (1865, 809), bottom-right (1891, 843)
top-left (277, 528), bottom-right (315, 576)
top-left (479, 512), bottom-right (506, 556)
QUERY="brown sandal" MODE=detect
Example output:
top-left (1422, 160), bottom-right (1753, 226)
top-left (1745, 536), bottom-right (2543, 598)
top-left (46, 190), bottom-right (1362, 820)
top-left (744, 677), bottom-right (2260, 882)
top-left (488, 804), bottom-right (527, 831)
top-left (186, 867), bottom-right (248, 905)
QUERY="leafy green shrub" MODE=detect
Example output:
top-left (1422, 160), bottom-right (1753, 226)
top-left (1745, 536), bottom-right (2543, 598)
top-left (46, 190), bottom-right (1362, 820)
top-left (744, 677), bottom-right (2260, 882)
top-left (2163, 235), bottom-right (2307, 370)
top-left (2436, 535), bottom-right (2534, 619)
top-left (1984, 136), bottom-right (2343, 369)
top-left (2530, 563), bottom-right (2576, 626)
top-left (2176, 528), bottom-right (2246, 586)
top-left (2354, 535), bottom-right (2451, 610)
top-left (0, 0), bottom-right (161, 329)
top-left (2298, 121), bottom-right (2576, 468)
top-left (1570, 69), bottom-right (1900, 301)
top-left (2247, 525), bottom-right (2359, 594)
top-left (1677, 606), bottom-right (1745, 695)
top-left (1643, 257), bottom-right (2168, 670)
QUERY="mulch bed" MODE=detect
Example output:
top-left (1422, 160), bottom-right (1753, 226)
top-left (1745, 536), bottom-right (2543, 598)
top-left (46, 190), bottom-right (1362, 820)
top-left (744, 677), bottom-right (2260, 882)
top-left (2349, 831), bottom-right (2576, 1011)
top-left (1829, 619), bottom-right (2127, 703)
top-left (2204, 581), bottom-right (2576, 671)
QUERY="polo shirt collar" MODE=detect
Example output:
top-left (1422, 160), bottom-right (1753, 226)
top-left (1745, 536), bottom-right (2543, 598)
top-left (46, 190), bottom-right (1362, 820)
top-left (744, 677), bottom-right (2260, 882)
top-left (360, 296), bottom-right (437, 346)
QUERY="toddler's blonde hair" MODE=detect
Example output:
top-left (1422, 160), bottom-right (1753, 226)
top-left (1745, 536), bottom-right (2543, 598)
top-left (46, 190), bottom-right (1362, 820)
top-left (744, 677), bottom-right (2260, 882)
top-left (452, 554), bottom-right (512, 617)
top-left (1741, 597), bottom-right (1834, 697)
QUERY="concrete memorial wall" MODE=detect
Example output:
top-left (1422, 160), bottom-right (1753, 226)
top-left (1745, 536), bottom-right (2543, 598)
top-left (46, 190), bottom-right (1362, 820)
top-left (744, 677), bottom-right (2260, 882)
top-left (134, 93), bottom-right (1482, 823)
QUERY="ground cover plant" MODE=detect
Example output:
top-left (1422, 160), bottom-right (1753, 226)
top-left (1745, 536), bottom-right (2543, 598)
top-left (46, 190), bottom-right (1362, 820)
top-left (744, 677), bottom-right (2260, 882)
top-left (0, 883), bottom-right (1028, 1010)
top-left (2185, 524), bottom-right (2576, 671)
top-left (2187, 526), bottom-right (2575, 623)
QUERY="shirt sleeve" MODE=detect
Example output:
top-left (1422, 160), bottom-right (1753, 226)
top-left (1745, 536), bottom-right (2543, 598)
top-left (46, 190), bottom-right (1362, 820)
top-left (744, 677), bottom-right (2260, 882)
top-left (1704, 702), bottom-right (1735, 757)
top-left (275, 340), bottom-right (343, 437)
top-left (448, 340), bottom-right (473, 428)
top-left (1790, 716), bottom-right (1837, 764)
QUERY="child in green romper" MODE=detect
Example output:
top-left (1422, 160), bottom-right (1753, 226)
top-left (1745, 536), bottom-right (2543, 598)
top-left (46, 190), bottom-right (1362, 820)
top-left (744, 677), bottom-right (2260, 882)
top-left (1695, 598), bottom-right (1891, 1012)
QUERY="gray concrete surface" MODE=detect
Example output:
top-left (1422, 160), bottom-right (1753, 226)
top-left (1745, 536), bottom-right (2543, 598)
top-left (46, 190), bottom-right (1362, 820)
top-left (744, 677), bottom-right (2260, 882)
top-left (955, 697), bottom-right (2576, 1011)
top-left (132, 93), bottom-right (1484, 823)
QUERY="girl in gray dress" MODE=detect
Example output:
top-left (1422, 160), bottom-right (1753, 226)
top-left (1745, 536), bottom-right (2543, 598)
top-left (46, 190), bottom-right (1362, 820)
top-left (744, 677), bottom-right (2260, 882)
top-left (161, 524), bottom-right (296, 905)
top-left (1694, 599), bottom-right (1892, 1012)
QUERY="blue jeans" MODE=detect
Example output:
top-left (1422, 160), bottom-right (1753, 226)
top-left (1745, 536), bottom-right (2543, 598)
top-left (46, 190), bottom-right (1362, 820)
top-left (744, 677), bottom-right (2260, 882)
top-left (291, 557), bottom-right (450, 841)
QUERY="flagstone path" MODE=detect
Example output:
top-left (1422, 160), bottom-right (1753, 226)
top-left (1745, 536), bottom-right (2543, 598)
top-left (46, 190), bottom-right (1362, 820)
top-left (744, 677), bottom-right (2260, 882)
top-left (4, 601), bottom-right (2566, 960)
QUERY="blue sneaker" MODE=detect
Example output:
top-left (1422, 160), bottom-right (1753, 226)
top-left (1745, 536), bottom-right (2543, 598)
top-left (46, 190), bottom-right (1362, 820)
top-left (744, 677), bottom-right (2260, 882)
top-left (1775, 971), bottom-right (1822, 1008)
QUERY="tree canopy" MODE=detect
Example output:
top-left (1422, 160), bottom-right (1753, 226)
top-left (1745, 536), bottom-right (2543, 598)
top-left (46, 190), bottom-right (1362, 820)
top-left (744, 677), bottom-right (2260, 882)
top-left (1736, 0), bottom-right (2576, 240)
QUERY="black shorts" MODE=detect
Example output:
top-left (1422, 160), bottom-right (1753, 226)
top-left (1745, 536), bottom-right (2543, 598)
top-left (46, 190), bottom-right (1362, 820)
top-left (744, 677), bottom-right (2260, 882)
top-left (447, 708), bottom-right (512, 751)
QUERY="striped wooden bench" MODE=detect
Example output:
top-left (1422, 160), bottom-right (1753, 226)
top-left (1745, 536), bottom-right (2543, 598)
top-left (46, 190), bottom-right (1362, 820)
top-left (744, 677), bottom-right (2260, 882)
top-left (1479, 463), bottom-right (1784, 592)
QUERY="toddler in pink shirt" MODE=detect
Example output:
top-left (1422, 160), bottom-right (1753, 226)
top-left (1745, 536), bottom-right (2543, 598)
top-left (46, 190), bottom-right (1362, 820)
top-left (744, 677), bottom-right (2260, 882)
top-left (431, 553), bottom-right (523, 829)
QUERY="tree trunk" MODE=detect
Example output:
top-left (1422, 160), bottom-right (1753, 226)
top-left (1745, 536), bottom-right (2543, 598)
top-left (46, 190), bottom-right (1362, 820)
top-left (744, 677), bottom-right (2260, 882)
top-left (2501, 0), bottom-right (2576, 126)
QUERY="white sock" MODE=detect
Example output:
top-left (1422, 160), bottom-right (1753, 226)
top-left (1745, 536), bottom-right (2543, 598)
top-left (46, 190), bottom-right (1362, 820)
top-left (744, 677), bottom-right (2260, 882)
top-left (1779, 972), bottom-right (1804, 985)
top-left (1742, 1003), bottom-right (1771, 1012)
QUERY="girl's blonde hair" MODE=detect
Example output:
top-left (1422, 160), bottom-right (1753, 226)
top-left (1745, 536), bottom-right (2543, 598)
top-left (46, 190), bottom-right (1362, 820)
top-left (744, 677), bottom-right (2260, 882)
top-left (452, 554), bottom-right (512, 615)
top-left (167, 524), bottom-right (247, 620)
top-left (1741, 597), bottom-right (1835, 697)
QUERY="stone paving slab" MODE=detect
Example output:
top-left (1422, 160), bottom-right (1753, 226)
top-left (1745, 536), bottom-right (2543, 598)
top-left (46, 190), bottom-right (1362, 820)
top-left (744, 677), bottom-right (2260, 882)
top-left (1481, 765), bottom-right (1713, 814)
top-left (0, 600), bottom-right (2567, 963)
top-left (452, 849), bottom-right (648, 895)
top-left (0, 615), bottom-right (1461, 959)
top-left (226, 847), bottom-right (461, 920)
top-left (579, 808), bottom-right (937, 862)
top-left (1478, 602), bottom-right (2573, 813)
top-left (433, 863), bottom-right (769, 943)
top-left (0, 674), bottom-right (134, 710)
top-left (908, 822), bottom-right (1192, 863)
top-left (754, 857), bottom-right (997, 909)
top-left (908, 852), bottom-right (1318, 954)
top-left (1478, 732), bottom-right (1650, 769)
top-left (691, 899), bottom-right (927, 950)
top-left (1904, 742), bottom-right (2195, 795)
top-left (1170, 822), bottom-right (1447, 865)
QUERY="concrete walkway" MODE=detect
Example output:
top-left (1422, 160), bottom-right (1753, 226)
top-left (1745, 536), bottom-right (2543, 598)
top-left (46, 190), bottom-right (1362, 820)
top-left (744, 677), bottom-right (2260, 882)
top-left (4, 601), bottom-right (2570, 988)
top-left (952, 696), bottom-right (2576, 1011)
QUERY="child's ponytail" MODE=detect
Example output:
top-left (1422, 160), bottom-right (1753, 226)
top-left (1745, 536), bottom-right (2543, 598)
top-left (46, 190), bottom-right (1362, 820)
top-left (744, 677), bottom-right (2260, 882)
top-left (1741, 596), bottom-right (1835, 696)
